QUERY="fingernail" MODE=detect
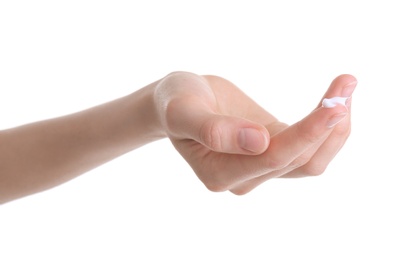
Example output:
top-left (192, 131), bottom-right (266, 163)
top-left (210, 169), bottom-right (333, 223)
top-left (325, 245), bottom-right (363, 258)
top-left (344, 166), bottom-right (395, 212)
top-left (326, 112), bottom-right (348, 128)
top-left (239, 128), bottom-right (267, 153)
top-left (342, 81), bottom-right (357, 97)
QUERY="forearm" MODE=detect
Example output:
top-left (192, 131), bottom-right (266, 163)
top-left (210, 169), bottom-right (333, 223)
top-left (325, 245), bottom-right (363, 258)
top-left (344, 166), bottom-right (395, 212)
top-left (0, 81), bottom-right (165, 204)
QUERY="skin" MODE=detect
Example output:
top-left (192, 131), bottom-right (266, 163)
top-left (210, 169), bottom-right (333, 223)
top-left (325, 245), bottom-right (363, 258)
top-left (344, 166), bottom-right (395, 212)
top-left (0, 72), bottom-right (356, 204)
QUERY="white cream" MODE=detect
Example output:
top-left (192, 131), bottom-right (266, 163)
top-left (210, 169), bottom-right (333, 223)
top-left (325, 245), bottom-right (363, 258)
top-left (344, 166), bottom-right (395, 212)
top-left (322, 96), bottom-right (348, 108)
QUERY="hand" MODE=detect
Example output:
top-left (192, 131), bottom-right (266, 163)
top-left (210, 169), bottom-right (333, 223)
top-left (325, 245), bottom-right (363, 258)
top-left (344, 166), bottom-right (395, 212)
top-left (154, 72), bottom-right (356, 194)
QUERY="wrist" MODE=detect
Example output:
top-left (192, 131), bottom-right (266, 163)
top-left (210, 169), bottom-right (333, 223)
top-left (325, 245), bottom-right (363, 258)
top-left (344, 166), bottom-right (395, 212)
top-left (128, 81), bottom-right (168, 145)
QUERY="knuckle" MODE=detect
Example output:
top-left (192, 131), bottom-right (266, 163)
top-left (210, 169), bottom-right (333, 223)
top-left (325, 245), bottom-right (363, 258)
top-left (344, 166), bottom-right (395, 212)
top-left (200, 119), bottom-right (223, 151)
top-left (164, 71), bottom-right (194, 80)
top-left (161, 71), bottom-right (205, 91)
top-left (266, 157), bottom-right (289, 171)
top-left (230, 187), bottom-right (253, 196)
top-left (195, 166), bottom-right (231, 193)
top-left (204, 179), bottom-right (230, 193)
top-left (289, 155), bottom-right (312, 170)
top-left (302, 162), bottom-right (327, 176)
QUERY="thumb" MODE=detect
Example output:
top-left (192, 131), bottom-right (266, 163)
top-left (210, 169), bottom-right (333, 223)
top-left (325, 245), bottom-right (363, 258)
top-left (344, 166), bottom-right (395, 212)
top-left (197, 114), bottom-right (270, 154)
top-left (165, 99), bottom-right (270, 154)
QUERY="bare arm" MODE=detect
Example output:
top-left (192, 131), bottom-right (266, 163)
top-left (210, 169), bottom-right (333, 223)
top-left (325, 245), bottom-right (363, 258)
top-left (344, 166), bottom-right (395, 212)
top-left (0, 80), bottom-right (165, 204)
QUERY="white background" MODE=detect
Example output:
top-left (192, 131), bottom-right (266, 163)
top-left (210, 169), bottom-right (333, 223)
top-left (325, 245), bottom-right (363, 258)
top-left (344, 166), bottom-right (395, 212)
top-left (1, 1), bottom-right (411, 259)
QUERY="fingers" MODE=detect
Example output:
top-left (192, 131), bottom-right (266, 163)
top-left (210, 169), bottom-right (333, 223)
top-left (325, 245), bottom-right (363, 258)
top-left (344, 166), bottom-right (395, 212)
top-left (280, 75), bottom-right (357, 178)
top-left (215, 103), bottom-right (348, 191)
top-left (263, 104), bottom-right (348, 170)
top-left (230, 75), bottom-right (358, 192)
top-left (264, 75), bottom-right (356, 168)
top-left (229, 136), bottom-right (328, 195)
top-left (280, 133), bottom-right (348, 178)
top-left (229, 105), bottom-right (349, 194)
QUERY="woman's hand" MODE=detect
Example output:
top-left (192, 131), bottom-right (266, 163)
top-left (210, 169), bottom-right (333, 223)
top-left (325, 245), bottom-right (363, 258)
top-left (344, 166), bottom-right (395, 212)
top-left (0, 71), bottom-right (356, 204)
top-left (154, 72), bottom-right (356, 194)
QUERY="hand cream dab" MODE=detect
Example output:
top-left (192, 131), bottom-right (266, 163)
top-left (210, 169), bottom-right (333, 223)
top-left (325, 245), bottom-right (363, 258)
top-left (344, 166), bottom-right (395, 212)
top-left (322, 97), bottom-right (348, 108)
